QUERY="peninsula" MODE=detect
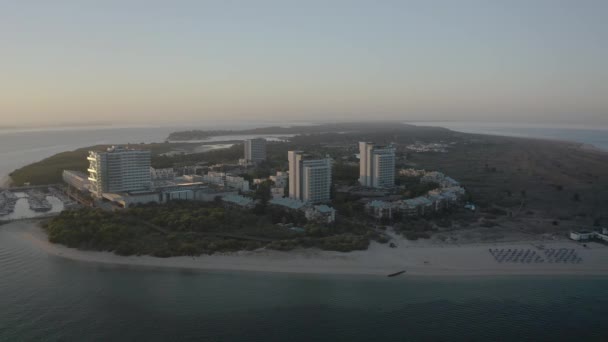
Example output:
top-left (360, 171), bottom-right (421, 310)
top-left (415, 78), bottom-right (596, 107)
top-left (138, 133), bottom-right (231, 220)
top-left (3, 122), bottom-right (608, 276)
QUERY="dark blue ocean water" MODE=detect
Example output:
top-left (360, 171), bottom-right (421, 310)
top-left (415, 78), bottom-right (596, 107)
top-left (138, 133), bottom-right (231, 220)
top-left (1, 225), bottom-right (608, 342)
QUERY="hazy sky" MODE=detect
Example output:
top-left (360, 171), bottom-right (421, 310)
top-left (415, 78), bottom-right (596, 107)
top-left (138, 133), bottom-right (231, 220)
top-left (1, 0), bottom-right (607, 126)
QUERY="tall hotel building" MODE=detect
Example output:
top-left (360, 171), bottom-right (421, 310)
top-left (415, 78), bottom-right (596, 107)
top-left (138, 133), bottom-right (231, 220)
top-left (359, 142), bottom-right (396, 188)
top-left (288, 151), bottom-right (332, 203)
top-left (87, 146), bottom-right (152, 197)
top-left (244, 138), bottom-right (267, 164)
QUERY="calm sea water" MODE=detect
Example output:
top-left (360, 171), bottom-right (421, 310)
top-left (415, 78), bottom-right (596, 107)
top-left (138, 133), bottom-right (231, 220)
top-left (2, 124), bottom-right (608, 341)
top-left (1, 225), bottom-right (607, 341)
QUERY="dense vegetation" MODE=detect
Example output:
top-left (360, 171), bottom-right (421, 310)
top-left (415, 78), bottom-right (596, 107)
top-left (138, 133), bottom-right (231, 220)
top-left (10, 149), bottom-right (90, 186)
top-left (44, 201), bottom-right (378, 257)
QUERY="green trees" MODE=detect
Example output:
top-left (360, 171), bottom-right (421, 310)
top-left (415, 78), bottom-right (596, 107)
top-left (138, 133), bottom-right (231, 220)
top-left (44, 200), bottom-right (377, 256)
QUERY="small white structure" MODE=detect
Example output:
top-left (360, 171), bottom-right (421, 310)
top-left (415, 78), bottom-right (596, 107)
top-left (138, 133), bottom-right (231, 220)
top-left (238, 158), bottom-right (253, 167)
top-left (62, 170), bottom-right (91, 192)
top-left (181, 174), bottom-right (203, 183)
top-left (225, 175), bottom-right (250, 192)
top-left (269, 171), bottom-right (288, 188)
top-left (271, 187), bottom-right (285, 199)
top-left (366, 200), bottom-right (394, 220)
top-left (203, 172), bottom-right (250, 192)
top-left (203, 171), bottom-right (226, 185)
top-left (570, 231), bottom-right (595, 241)
top-left (150, 167), bottom-right (175, 180)
top-left (398, 168), bottom-right (426, 177)
top-left (305, 205), bottom-right (336, 224)
top-left (162, 189), bottom-right (194, 202)
top-left (270, 197), bottom-right (336, 224)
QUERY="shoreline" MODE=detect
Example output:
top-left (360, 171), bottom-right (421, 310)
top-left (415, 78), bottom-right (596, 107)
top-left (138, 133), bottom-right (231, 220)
top-left (7, 220), bottom-right (608, 277)
top-left (0, 175), bottom-right (12, 188)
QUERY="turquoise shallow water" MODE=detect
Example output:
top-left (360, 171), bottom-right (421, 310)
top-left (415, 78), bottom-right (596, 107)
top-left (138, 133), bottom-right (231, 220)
top-left (1, 226), bottom-right (608, 342)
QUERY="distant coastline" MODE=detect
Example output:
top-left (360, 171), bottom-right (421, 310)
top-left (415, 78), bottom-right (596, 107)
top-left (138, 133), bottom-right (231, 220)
top-left (10, 221), bottom-right (608, 277)
top-left (409, 121), bottom-right (608, 151)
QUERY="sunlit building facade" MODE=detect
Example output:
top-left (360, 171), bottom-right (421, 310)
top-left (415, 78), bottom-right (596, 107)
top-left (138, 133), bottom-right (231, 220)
top-left (288, 151), bottom-right (332, 203)
top-left (359, 142), bottom-right (395, 188)
top-left (87, 146), bottom-right (152, 197)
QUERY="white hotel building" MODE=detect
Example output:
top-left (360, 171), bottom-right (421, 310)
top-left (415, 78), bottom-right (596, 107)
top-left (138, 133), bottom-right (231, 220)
top-left (359, 142), bottom-right (396, 188)
top-left (87, 146), bottom-right (152, 198)
top-left (288, 151), bottom-right (332, 203)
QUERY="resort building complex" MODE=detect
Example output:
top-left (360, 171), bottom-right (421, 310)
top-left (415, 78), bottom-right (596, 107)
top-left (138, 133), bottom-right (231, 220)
top-left (288, 151), bottom-right (332, 203)
top-left (359, 142), bottom-right (396, 188)
top-left (87, 146), bottom-right (152, 198)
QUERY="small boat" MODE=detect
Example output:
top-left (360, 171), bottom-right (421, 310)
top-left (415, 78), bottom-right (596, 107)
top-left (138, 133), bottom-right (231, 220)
top-left (387, 270), bottom-right (406, 277)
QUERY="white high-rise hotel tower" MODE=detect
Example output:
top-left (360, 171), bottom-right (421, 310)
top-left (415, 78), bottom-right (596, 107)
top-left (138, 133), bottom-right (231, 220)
top-left (359, 142), bottom-right (395, 188)
top-left (87, 146), bottom-right (152, 198)
top-left (288, 151), bottom-right (332, 203)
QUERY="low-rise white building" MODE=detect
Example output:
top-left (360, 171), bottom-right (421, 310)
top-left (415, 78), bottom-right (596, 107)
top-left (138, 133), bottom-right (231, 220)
top-left (269, 171), bottom-right (288, 188)
top-left (398, 168), bottom-right (427, 177)
top-left (150, 167), bottom-right (175, 180)
top-left (62, 170), bottom-right (91, 192)
top-left (202, 172), bottom-right (250, 191)
top-left (225, 175), bottom-right (250, 192)
top-left (269, 197), bottom-right (336, 223)
top-left (366, 200), bottom-right (394, 220)
top-left (203, 171), bottom-right (226, 185)
top-left (271, 187), bottom-right (285, 199)
top-left (305, 205), bottom-right (336, 224)
top-left (570, 231), bottom-right (594, 241)
top-left (399, 197), bottom-right (433, 217)
top-left (421, 171), bottom-right (460, 188)
top-left (570, 230), bottom-right (608, 242)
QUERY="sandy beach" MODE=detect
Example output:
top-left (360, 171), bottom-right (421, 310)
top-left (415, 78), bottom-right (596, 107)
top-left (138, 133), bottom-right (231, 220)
top-left (4, 220), bottom-right (608, 277)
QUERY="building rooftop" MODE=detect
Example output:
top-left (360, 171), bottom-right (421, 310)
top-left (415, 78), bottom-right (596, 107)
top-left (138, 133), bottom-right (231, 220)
top-left (314, 204), bottom-right (335, 213)
top-left (269, 197), bottom-right (306, 209)
top-left (402, 197), bottom-right (432, 207)
top-left (368, 200), bottom-right (393, 209)
top-left (222, 194), bottom-right (254, 207)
